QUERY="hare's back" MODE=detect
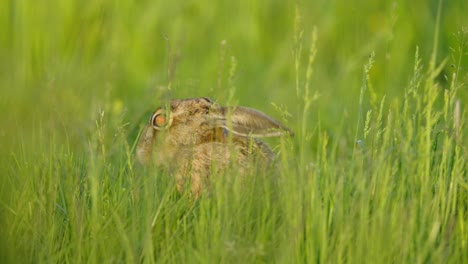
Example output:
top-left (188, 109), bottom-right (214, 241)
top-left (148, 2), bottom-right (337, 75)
top-left (193, 138), bottom-right (274, 171)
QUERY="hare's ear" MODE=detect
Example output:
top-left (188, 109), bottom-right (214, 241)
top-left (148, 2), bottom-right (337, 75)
top-left (208, 106), bottom-right (294, 137)
top-left (136, 124), bottom-right (155, 164)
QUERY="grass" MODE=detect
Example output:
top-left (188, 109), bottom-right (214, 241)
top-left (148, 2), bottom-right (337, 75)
top-left (1, 0), bottom-right (467, 263)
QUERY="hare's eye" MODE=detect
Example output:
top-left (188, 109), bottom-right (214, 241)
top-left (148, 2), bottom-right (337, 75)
top-left (151, 112), bottom-right (168, 130)
top-left (155, 115), bottom-right (166, 126)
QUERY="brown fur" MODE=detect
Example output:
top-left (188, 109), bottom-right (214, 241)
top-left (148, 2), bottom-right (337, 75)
top-left (136, 97), bottom-right (293, 199)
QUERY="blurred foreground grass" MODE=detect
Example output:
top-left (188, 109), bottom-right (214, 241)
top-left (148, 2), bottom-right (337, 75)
top-left (1, 0), bottom-right (467, 263)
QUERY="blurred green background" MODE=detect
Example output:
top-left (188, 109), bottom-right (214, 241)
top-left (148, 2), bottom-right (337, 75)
top-left (1, 0), bottom-right (467, 151)
top-left (0, 0), bottom-right (467, 262)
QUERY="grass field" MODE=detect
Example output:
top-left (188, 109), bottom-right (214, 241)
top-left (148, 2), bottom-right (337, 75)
top-left (1, 0), bottom-right (467, 263)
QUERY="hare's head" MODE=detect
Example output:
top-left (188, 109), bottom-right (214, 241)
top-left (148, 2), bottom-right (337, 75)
top-left (136, 97), bottom-right (293, 165)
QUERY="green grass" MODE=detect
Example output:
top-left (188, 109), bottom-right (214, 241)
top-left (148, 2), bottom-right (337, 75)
top-left (1, 0), bottom-right (467, 263)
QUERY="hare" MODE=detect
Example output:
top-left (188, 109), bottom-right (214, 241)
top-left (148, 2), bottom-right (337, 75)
top-left (136, 97), bottom-right (293, 199)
